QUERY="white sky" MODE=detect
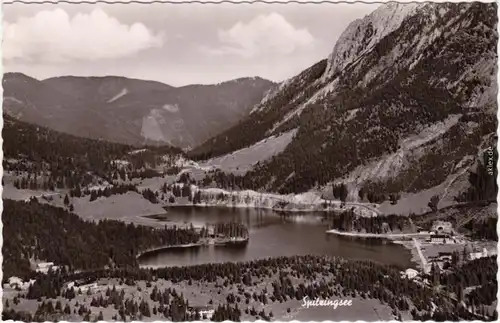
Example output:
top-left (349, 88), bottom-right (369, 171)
top-left (3, 2), bottom-right (382, 86)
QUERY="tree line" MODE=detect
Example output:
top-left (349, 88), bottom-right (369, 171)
top-left (3, 199), bottom-right (201, 280)
top-left (9, 254), bottom-right (497, 321)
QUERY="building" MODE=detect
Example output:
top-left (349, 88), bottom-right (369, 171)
top-left (469, 247), bottom-right (489, 260)
top-left (79, 283), bottom-right (98, 293)
top-left (200, 309), bottom-right (215, 320)
top-left (431, 221), bottom-right (453, 234)
top-left (36, 262), bottom-right (59, 274)
top-left (66, 281), bottom-right (99, 293)
top-left (437, 252), bottom-right (453, 261)
top-left (429, 234), bottom-right (449, 243)
top-left (188, 306), bottom-right (214, 320)
top-left (402, 268), bottom-right (419, 280)
top-left (6, 277), bottom-right (23, 289)
top-left (5, 277), bottom-right (36, 290)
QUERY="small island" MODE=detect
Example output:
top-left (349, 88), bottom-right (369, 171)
top-left (208, 222), bottom-right (249, 246)
top-left (136, 222), bottom-right (249, 258)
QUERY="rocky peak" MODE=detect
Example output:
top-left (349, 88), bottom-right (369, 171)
top-left (322, 2), bottom-right (422, 81)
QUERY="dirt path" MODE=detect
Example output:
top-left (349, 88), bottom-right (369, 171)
top-left (412, 237), bottom-right (428, 273)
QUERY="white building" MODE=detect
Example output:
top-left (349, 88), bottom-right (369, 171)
top-left (189, 306), bottom-right (214, 320)
top-left (429, 235), bottom-right (450, 244)
top-left (5, 277), bottom-right (36, 290)
top-left (469, 248), bottom-right (489, 260)
top-left (403, 268), bottom-right (419, 279)
top-left (6, 277), bottom-right (23, 289)
top-left (431, 221), bottom-right (453, 234)
top-left (36, 262), bottom-right (58, 274)
top-left (66, 281), bottom-right (98, 293)
top-left (200, 309), bottom-right (215, 320)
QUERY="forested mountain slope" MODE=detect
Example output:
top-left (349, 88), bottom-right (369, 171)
top-left (190, 2), bottom-right (498, 197)
top-left (3, 73), bottom-right (274, 149)
top-left (2, 199), bottom-right (201, 279)
top-left (3, 114), bottom-right (183, 191)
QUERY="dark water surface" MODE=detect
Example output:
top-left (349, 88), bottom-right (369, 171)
top-left (138, 207), bottom-right (414, 269)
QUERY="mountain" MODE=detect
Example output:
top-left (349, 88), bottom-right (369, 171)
top-left (3, 73), bottom-right (275, 149)
top-left (189, 2), bottom-right (498, 200)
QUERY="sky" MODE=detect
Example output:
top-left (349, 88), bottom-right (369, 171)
top-left (3, 1), bottom-right (380, 86)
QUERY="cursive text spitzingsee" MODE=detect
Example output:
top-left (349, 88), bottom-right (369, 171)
top-left (301, 296), bottom-right (353, 309)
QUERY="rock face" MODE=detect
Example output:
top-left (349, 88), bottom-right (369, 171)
top-left (3, 73), bottom-right (275, 149)
top-left (190, 2), bottom-right (497, 197)
top-left (323, 2), bottom-right (422, 80)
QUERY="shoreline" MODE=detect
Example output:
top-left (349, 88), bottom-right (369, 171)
top-left (326, 229), bottom-right (426, 270)
top-left (164, 201), bottom-right (379, 216)
top-left (161, 186), bottom-right (382, 217)
top-left (325, 229), bottom-right (430, 238)
top-left (136, 242), bottom-right (204, 258)
top-left (136, 237), bottom-right (250, 258)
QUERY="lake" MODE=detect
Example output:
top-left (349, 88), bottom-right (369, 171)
top-left (138, 206), bottom-right (415, 269)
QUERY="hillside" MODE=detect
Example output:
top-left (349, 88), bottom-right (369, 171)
top-left (3, 113), bottom-right (182, 170)
top-left (2, 199), bottom-right (201, 280)
top-left (189, 2), bottom-right (498, 201)
top-left (3, 73), bottom-right (274, 149)
top-left (2, 114), bottom-right (185, 204)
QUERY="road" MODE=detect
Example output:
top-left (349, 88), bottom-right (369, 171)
top-left (326, 229), bottom-right (430, 238)
top-left (344, 201), bottom-right (382, 216)
top-left (23, 192), bottom-right (61, 202)
top-left (322, 198), bottom-right (382, 217)
top-left (412, 237), bottom-right (429, 273)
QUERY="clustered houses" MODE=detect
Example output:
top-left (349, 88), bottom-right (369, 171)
top-left (428, 246), bottom-right (495, 271)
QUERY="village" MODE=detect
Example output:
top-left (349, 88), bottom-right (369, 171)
top-left (399, 220), bottom-right (496, 281)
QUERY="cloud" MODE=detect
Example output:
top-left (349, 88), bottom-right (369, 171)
top-left (212, 13), bottom-right (315, 58)
top-left (3, 8), bottom-right (164, 63)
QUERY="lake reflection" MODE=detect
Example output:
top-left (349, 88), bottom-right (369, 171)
top-left (138, 207), bottom-right (414, 269)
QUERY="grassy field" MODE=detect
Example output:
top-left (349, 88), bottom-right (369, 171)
top-left (3, 270), bottom-right (399, 322)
